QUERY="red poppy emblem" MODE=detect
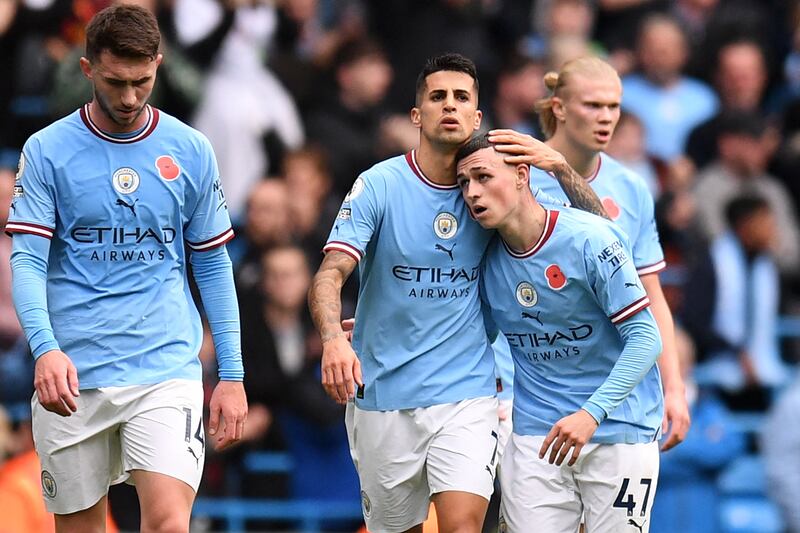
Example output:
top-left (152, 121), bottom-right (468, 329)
top-left (602, 196), bottom-right (621, 220)
top-left (156, 155), bottom-right (180, 181)
top-left (545, 264), bottom-right (567, 290)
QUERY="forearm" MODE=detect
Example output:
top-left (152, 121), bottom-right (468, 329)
top-left (583, 311), bottom-right (662, 423)
top-left (642, 274), bottom-right (684, 394)
top-left (551, 161), bottom-right (609, 219)
top-left (10, 234), bottom-right (58, 358)
top-left (191, 246), bottom-right (243, 381)
top-left (309, 251), bottom-right (356, 342)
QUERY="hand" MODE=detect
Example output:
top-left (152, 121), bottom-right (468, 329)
top-left (34, 350), bottom-right (79, 417)
top-left (488, 129), bottom-right (567, 172)
top-left (321, 335), bottom-right (362, 404)
top-left (660, 387), bottom-right (691, 451)
top-left (208, 380), bottom-right (248, 451)
top-left (539, 409), bottom-right (599, 466)
top-left (341, 318), bottom-right (355, 342)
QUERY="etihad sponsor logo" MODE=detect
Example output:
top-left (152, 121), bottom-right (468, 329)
top-left (504, 324), bottom-right (593, 348)
top-left (392, 265), bottom-right (479, 283)
top-left (71, 226), bottom-right (176, 244)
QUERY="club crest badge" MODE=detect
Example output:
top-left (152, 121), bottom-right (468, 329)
top-left (156, 155), bottom-right (181, 181)
top-left (434, 212), bottom-right (458, 239)
top-left (361, 490), bottom-right (372, 518)
top-left (112, 167), bottom-right (140, 194)
top-left (345, 177), bottom-right (365, 202)
top-left (515, 281), bottom-right (538, 307)
top-left (41, 470), bottom-right (57, 498)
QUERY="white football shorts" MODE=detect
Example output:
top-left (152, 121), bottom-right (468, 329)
top-left (499, 433), bottom-right (659, 533)
top-left (346, 395), bottom-right (500, 533)
top-left (32, 378), bottom-right (205, 515)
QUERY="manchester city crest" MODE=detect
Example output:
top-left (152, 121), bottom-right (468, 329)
top-left (345, 177), bottom-right (365, 202)
top-left (15, 152), bottom-right (25, 181)
top-left (41, 470), bottom-right (57, 498)
top-left (361, 490), bottom-right (372, 517)
top-left (434, 212), bottom-right (458, 239)
top-left (112, 167), bottom-right (140, 194)
top-left (515, 281), bottom-right (538, 307)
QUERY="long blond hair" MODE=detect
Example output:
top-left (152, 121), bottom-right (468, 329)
top-left (535, 56), bottom-right (620, 138)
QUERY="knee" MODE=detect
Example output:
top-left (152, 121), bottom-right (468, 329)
top-left (140, 510), bottom-right (191, 533)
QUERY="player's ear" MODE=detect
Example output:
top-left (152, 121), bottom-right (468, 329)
top-left (410, 107), bottom-right (422, 128)
top-left (155, 53), bottom-right (163, 67)
top-left (79, 57), bottom-right (93, 80)
top-left (552, 97), bottom-right (566, 122)
top-left (473, 109), bottom-right (483, 130)
top-left (516, 163), bottom-right (530, 189)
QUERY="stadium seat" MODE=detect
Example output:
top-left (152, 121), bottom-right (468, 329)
top-left (718, 455), bottom-right (766, 496)
top-left (719, 497), bottom-right (784, 533)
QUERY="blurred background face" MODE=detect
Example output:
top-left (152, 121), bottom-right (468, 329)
top-left (638, 20), bottom-right (688, 85)
top-left (716, 43), bottom-right (767, 110)
top-left (339, 54), bottom-right (393, 107)
top-left (261, 247), bottom-right (311, 311)
top-left (718, 134), bottom-right (772, 176)
top-left (497, 61), bottom-right (547, 114)
top-left (246, 180), bottom-right (291, 247)
top-left (558, 72), bottom-right (622, 153)
top-left (606, 114), bottom-right (646, 161)
top-left (737, 208), bottom-right (777, 253)
top-left (549, 0), bottom-right (593, 39)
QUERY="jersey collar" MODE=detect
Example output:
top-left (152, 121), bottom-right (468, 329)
top-left (502, 209), bottom-right (559, 258)
top-left (405, 151), bottom-right (460, 190)
top-left (80, 104), bottom-right (160, 144)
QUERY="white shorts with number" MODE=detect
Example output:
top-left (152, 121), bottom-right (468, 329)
top-left (346, 396), bottom-right (499, 533)
top-left (32, 378), bottom-right (205, 515)
top-left (499, 433), bottom-right (659, 533)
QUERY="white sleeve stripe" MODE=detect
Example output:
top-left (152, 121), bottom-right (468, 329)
top-left (5, 222), bottom-right (54, 238)
top-left (637, 261), bottom-right (666, 275)
top-left (187, 228), bottom-right (234, 251)
top-left (610, 296), bottom-right (651, 324)
top-left (323, 242), bottom-right (363, 262)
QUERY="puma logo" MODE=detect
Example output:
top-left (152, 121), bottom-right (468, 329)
top-left (521, 311), bottom-right (543, 326)
top-left (628, 519), bottom-right (645, 533)
top-left (187, 446), bottom-right (201, 468)
top-left (625, 282), bottom-right (639, 289)
top-left (435, 243), bottom-right (455, 261)
top-left (115, 198), bottom-right (138, 216)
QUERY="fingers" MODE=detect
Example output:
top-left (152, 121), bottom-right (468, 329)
top-left (539, 426), bottom-right (558, 460)
top-left (208, 405), bottom-right (221, 436)
top-left (341, 318), bottom-right (355, 332)
top-left (660, 417), bottom-right (689, 451)
top-left (568, 442), bottom-right (585, 466)
top-left (353, 357), bottom-right (363, 387)
top-left (67, 364), bottom-right (80, 397)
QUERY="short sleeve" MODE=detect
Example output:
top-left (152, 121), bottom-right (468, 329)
top-left (533, 185), bottom-right (569, 208)
top-left (584, 223), bottom-right (650, 324)
top-left (323, 173), bottom-right (386, 262)
top-left (184, 137), bottom-right (234, 252)
top-left (631, 183), bottom-right (665, 275)
top-left (5, 141), bottom-right (56, 239)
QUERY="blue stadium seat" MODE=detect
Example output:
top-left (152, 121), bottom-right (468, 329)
top-left (719, 497), bottom-right (784, 533)
top-left (718, 455), bottom-right (767, 496)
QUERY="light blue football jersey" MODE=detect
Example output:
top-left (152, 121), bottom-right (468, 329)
top-left (480, 208), bottom-right (663, 443)
top-left (324, 151), bottom-right (497, 411)
top-left (6, 105), bottom-right (233, 388)
top-left (533, 154), bottom-right (665, 276)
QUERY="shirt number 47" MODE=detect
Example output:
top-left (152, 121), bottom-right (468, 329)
top-left (613, 477), bottom-right (652, 517)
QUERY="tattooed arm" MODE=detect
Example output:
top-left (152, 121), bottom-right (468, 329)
top-left (308, 250), bottom-right (361, 404)
top-left (488, 129), bottom-right (609, 219)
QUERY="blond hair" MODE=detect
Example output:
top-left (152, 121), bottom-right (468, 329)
top-left (534, 56), bottom-right (620, 138)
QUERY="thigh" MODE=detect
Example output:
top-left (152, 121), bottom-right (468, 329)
top-left (32, 390), bottom-right (123, 515)
top-left (132, 469), bottom-right (195, 532)
top-left (578, 442), bottom-right (660, 533)
top-left (120, 380), bottom-right (205, 494)
top-left (426, 396), bottom-right (499, 501)
top-left (499, 434), bottom-right (583, 533)
top-left (346, 402), bottom-right (431, 533)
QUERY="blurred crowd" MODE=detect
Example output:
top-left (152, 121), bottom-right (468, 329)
top-left (2, 0), bottom-right (800, 531)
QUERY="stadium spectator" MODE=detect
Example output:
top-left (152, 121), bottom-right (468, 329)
top-left (484, 54), bottom-right (547, 139)
top-left (455, 133), bottom-right (662, 533)
top-left (190, 0), bottom-right (304, 224)
top-left (500, 56), bottom-right (691, 451)
top-left (606, 111), bottom-right (660, 198)
top-left (6, 6), bottom-right (246, 532)
top-left (693, 112), bottom-right (800, 274)
top-left (622, 14), bottom-right (718, 163)
top-left (684, 195), bottom-right (787, 409)
top-left (685, 40), bottom-right (771, 169)
top-left (304, 37), bottom-right (399, 198)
